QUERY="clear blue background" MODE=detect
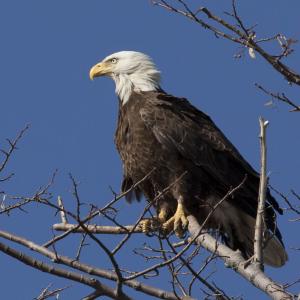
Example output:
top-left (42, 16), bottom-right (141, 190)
top-left (1, 1), bottom-right (299, 299)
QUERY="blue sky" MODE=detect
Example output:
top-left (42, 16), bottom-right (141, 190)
top-left (1, 1), bottom-right (300, 299)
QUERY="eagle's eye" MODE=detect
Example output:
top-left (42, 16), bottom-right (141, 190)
top-left (110, 58), bottom-right (118, 64)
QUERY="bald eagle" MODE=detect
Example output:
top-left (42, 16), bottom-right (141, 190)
top-left (90, 51), bottom-right (287, 267)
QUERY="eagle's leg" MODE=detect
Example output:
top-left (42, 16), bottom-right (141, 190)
top-left (139, 205), bottom-right (169, 233)
top-left (162, 196), bottom-right (189, 238)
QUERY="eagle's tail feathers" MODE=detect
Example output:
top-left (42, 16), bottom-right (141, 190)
top-left (217, 204), bottom-right (288, 267)
top-left (263, 233), bottom-right (288, 267)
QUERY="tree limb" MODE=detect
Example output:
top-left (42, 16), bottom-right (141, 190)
top-left (0, 229), bottom-right (181, 300)
top-left (0, 241), bottom-right (131, 300)
top-left (253, 117), bottom-right (269, 269)
top-left (151, 1), bottom-right (300, 85)
top-left (187, 216), bottom-right (294, 300)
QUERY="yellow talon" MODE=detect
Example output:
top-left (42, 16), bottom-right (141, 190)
top-left (162, 198), bottom-right (189, 238)
top-left (139, 219), bottom-right (153, 233)
top-left (139, 207), bottom-right (168, 233)
top-left (139, 201), bottom-right (188, 238)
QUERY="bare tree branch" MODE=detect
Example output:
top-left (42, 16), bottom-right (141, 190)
top-left (0, 125), bottom-right (30, 183)
top-left (255, 83), bottom-right (300, 112)
top-left (0, 229), bottom-right (181, 300)
top-left (35, 284), bottom-right (70, 300)
top-left (253, 117), bottom-right (269, 269)
top-left (53, 223), bottom-right (143, 234)
top-left (270, 187), bottom-right (300, 216)
top-left (0, 124), bottom-right (30, 173)
top-left (0, 241), bottom-right (132, 300)
top-left (151, 1), bottom-right (300, 85)
top-left (187, 216), bottom-right (294, 300)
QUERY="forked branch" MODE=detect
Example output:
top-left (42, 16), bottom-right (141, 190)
top-left (151, 0), bottom-right (300, 85)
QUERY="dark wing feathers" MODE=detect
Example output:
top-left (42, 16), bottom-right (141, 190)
top-left (140, 93), bottom-right (256, 187)
top-left (139, 92), bottom-right (282, 220)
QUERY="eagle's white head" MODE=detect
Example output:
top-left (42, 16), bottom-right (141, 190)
top-left (89, 51), bottom-right (161, 104)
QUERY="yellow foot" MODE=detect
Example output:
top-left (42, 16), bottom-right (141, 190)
top-left (162, 200), bottom-right (188, 238)
top-left (139, 207), bottom-right (169, 234)
top-left (139, 218), bottom-right (160, 233)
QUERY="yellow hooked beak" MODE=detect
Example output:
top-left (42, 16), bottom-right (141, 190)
top-left (89, 62), bottom-right (111, 80)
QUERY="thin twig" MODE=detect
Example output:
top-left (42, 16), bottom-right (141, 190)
top-left (35, 284), bottom-right (70, 300)
top-left (165, 236), bottom-right (230, 300)
top-left (270, 186), bottom-right (300, 215)
top-left (0, 124), bottom-right (30, 174)
top-left (255, 83), bottom-right (300, 112)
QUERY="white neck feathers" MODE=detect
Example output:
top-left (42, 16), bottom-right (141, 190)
top-left (112, 68), bottom-right (160, 104)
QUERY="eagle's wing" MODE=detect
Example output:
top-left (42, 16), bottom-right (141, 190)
top-left (140, 92), bottom-right (282, 216)
top-left (140, 94), bottom-right (255, 186)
